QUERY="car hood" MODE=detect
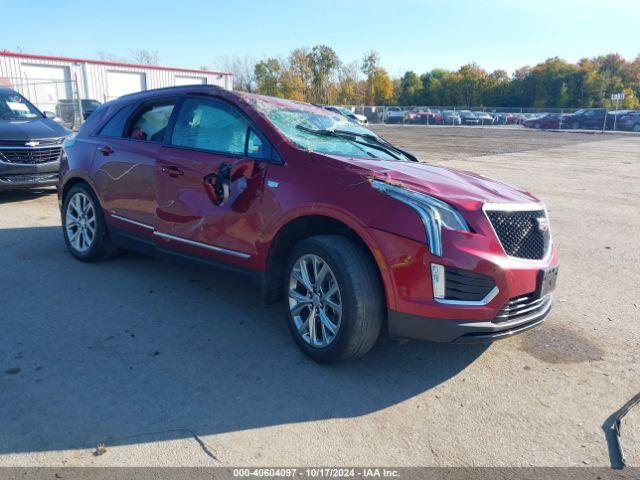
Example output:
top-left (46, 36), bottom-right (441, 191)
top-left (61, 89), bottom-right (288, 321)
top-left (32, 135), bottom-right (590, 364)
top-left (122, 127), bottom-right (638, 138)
top-left (338, 157), bottom-right (539, 210)
top-left (0, 117), bottom-right (70, 141)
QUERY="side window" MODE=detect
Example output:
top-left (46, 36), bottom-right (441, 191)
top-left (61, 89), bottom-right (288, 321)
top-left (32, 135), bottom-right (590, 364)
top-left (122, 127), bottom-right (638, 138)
top-left (170, 97), bottom-right (248, 155)
top-left (126, 102), bottom-right (175, 142)
top-left (246, 129), bottom-right (269, 160)
top-left (97, 104), bottom-right (135, 137)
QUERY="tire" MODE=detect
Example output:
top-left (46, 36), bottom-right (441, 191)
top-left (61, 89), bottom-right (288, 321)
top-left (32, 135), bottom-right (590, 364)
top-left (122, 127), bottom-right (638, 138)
top-left (283, 235), bottom-right (384, 363)
top-left (534, 122), bottom-right (541, 129)
top-left (62, 183), bottom-right (118, 262)
top-left (572, 121), bottom-right (580, 130)
top-left (633, 123), bottom-right (640, 133)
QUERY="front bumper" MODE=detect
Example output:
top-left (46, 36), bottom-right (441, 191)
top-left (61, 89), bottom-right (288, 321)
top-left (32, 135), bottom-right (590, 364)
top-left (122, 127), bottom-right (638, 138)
top-left (0, 160), bottom-right (60, 190)
top-left (366, 222), bottom-right (558, 343)
top-left (388, 293), bottom-right (552, 343)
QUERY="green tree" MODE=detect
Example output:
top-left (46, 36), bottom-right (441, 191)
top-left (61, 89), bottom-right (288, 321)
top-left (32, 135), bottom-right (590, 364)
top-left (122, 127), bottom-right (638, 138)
top-left (254, 58), bottom-right (281, 96)
top-left (397, 71), bottom-right (423, 105)
top-left (308, 45), bottom-right (340, 104)
top-left (361, 51), bottom-right (393, 105)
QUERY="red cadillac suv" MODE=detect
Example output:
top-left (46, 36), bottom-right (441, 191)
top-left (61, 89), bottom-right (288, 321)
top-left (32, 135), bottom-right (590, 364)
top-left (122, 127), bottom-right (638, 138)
top-left (58, 85), bottom-right (559, 363)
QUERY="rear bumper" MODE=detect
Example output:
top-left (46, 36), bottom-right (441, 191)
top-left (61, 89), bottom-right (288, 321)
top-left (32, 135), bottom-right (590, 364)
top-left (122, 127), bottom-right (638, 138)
top-left (388, 294), bottom-right (552, 343)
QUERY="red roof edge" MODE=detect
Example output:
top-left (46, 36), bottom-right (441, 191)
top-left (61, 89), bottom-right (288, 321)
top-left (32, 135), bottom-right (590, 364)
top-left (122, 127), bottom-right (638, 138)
top-left (0, 50), bottom-right (233, 77)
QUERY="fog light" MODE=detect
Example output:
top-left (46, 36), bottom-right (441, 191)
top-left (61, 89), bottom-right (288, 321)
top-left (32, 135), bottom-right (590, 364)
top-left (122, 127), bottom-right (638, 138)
top-left (431, 263), bottom-right (445, 299)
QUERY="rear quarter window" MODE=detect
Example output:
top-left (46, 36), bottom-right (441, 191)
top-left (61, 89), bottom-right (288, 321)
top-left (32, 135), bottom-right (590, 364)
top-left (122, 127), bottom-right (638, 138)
top-left (96, 104), bottom-right (136, 138)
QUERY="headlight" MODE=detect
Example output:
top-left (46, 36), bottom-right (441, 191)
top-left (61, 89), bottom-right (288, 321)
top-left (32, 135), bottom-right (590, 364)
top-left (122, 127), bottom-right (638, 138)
top-left (371, 180), bottom-right (469, 256)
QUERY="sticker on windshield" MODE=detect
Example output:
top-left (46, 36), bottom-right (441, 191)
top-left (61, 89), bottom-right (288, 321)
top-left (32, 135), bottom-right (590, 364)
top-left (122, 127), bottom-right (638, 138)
top-left (7, 101), bottom-right (30, 113)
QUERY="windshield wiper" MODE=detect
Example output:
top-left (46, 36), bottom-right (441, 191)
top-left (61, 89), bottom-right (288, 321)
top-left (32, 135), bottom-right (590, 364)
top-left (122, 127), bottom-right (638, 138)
top-left (296, 124), bottom-right (409, 161)
top-left (333, 129), bottom-right (417, 162)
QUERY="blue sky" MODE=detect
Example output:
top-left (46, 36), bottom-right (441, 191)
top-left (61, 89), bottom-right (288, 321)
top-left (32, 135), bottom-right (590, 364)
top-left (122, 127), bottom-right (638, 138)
top-left (2, 0), bottom-right (639, 76)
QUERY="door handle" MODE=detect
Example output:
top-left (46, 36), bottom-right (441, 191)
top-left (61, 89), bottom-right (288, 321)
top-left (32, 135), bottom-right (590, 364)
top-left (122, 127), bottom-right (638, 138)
top-left (98, 145), bottom-right (114, 156)
top-left (161, 165), bottom-right (184, 178)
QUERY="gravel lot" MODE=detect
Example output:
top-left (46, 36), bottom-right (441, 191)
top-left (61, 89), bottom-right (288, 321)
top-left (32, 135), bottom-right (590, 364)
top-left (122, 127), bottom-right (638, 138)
top-left (0, 127), bottom-right (638, 467)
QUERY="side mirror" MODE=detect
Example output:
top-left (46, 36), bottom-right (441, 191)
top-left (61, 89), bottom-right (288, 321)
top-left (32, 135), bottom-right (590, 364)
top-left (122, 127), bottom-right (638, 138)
top-left (203, 160), bottom-right (256, 206)
top-left (204, 164), bottom-right (231, 206)
top-left (43, 111), bottom-right (57, 119)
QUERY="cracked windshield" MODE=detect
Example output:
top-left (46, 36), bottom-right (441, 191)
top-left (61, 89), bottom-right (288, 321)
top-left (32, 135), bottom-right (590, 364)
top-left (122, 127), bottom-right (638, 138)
top-left (245, 94), bottom-right (406, 161)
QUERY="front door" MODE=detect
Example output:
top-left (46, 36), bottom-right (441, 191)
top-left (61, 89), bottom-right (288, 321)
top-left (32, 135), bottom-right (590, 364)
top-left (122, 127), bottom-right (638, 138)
top-left (154, 96), bottom-right (273, 263)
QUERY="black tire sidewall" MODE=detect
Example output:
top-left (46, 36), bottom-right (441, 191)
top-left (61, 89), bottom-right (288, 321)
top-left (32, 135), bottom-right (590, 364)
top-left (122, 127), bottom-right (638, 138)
top-left (283, 237), bottom-right (380, 363)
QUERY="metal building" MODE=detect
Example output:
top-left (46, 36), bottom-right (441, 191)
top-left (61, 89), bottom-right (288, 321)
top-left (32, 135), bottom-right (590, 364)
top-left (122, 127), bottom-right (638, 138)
top-left (0, 50), bottom-right (233, 127)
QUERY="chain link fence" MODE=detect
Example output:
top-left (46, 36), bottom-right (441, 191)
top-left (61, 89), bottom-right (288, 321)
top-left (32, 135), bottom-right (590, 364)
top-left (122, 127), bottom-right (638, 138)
top-left (339, 106), bottom-right (579, 125)
top-left (337, 105), bottom-right (637, 131)
top-left (4, 77), bottom-right (84, 130)
top-left (5, 77), bottom-right (637, 133)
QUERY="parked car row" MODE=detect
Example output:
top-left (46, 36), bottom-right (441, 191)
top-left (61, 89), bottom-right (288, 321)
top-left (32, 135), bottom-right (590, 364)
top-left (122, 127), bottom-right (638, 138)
top-left (382, 108), bottom-right (545, 126)
top-left (521, 108), bottom-right (640, 131)
top-left (371, 106), bottom-right (639, 131)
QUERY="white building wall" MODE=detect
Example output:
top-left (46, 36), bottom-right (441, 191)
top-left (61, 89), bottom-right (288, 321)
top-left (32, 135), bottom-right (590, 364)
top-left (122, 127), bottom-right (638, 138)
top-left (0, 52), bottom-right (233, 107)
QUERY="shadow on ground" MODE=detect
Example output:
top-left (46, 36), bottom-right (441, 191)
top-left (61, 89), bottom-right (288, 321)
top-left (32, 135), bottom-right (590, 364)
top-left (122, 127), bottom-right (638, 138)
top-left (0, 226), bottom-right (487, 456)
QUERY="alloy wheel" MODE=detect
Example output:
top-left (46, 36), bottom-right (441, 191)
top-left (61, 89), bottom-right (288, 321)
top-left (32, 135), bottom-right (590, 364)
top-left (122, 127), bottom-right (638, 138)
top-left (288, 254), bottom-right (342, 348)
top-left (65, 192), bottom-right (96, 253)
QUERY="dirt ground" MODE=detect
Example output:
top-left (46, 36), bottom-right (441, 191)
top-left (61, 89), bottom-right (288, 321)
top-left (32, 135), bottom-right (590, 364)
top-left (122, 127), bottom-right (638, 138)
top-left (0, 127), bottom-right (638, 468)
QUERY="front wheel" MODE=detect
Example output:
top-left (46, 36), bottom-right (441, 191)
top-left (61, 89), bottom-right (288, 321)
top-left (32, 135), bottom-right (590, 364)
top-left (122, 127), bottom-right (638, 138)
top-left (283, 235), bottom-right (384, 363)
top-left (633, 123), bottom-right (640, 133)
top-left (62, 183), bottom-right (118, 262)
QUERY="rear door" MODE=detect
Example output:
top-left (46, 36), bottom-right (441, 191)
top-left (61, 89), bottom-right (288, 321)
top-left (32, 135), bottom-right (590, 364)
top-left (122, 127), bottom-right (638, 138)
top-left (92, 97), bottom-right (175, 236)
top-left (154, 95), bottom-right (276, 263)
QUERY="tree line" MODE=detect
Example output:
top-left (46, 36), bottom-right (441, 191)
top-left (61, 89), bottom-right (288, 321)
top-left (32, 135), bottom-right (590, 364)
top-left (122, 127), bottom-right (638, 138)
top-left (214, 46), bottom-right (640, 109)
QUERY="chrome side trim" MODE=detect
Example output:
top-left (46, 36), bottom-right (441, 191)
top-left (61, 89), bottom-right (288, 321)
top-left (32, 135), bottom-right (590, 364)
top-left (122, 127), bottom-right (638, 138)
top-left (153, 231), bottom-right (251, 259)
top-left (482, 202), bottom-right (553, 263)
top-left (110, 214), bottom-right (154, 230)
top-left (435, 285), bottom-right (499, 306)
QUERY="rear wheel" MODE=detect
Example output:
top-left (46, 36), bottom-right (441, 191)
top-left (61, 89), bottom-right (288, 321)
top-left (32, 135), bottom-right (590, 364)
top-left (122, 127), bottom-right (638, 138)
top-left (62, 183), bottom-right (118, 262)
top-left (283, 235), bottom-right (384, 363)
top-left (633, 123), bottom-right (640, 133)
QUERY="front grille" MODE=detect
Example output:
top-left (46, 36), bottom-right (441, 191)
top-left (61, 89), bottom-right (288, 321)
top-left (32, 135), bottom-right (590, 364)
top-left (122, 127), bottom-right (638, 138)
top-left (485, 209), bottom-right (550, 260)
top-left (0, 146), bottom-right (62, 164)
top-left (444, 267), bottom-right (496, 302)
top-left (493, 293), bottom-right (551, 324)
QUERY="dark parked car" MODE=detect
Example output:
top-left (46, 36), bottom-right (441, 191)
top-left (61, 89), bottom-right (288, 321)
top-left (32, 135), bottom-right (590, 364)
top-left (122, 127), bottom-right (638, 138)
top-left (522, 113), bottom-right (565, 129)
top-left (82, 99), bottom-right (102, 120)
top-left (562, 108), bottom-right (607, 130)
top-left (441, 110), bottom-right (461, 125)
top-left (59, 85), bottom-right (558, 363)
top-left (0, 87), bottom-right (71, 190)
top-left (617, 111), bottom-right (640, 132)
top-left (458, 110), bottom-right (479, 125)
